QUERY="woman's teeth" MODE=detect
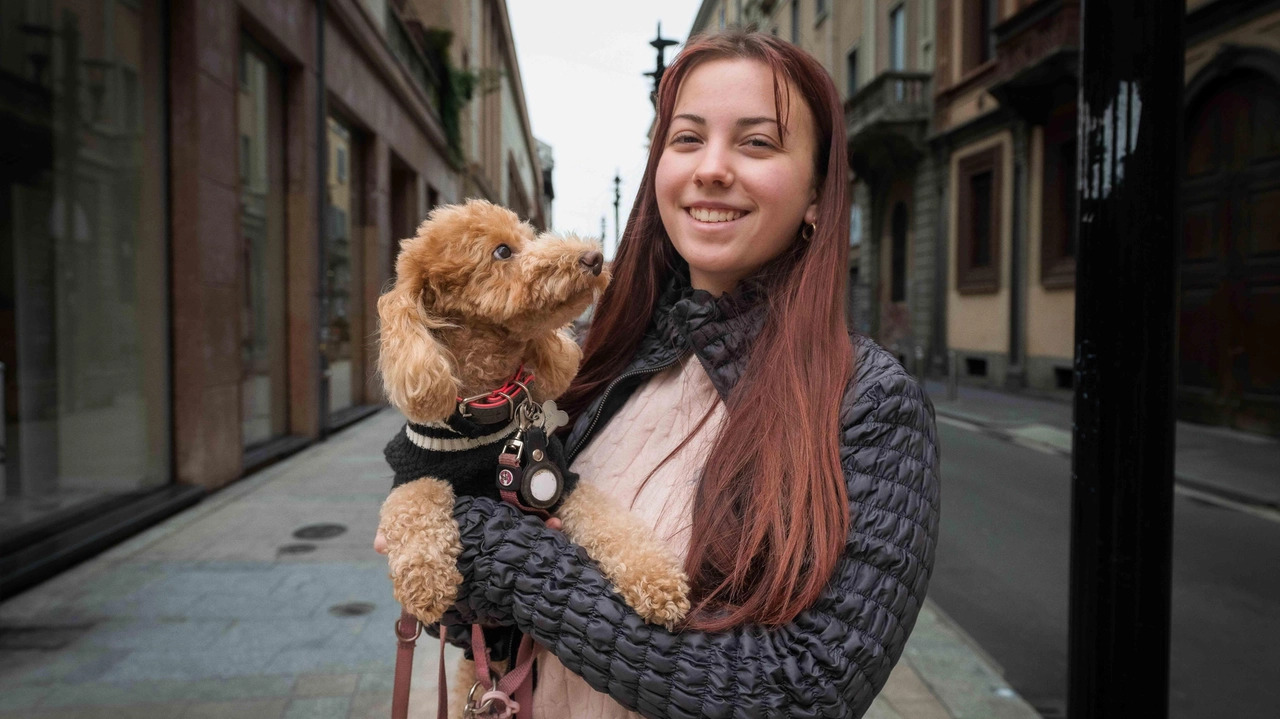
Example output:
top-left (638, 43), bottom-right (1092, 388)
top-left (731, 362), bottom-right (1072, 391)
top-left (688, 207), bottom-right (745, 223)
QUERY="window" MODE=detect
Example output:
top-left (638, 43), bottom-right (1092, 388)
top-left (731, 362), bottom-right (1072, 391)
top-left (891, 202), bottom-right (908, 302)
top-left (1041, 106), bottom-right (1078, 288)
top-left (956, 146), bottom-right (1003, 293)
top-left (889, 5), bottom-right (906, 71)
top-left (817, 0), bottom-right (828, 21)
top-left (847, 48), bottom-right (859, 97)
top-left (963, 0), bottom-right (999, 73)
top-left (850, 196), bottom-right (863, 246)
top-left (239, 38), bottom-right (290, 447)
top-left (720, 2), bottom-right (726, 29)
top-left (325, 116), bottom-right (365, 418)
top-left (791, 0), bottom-right (800, 44)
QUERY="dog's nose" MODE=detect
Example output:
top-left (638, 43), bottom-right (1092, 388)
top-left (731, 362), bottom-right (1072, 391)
top-left (579, 250), bottom-right (604, 276)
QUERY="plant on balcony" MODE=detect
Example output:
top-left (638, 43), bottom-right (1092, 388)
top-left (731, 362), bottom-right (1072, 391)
top-left (420, 28), bottom-right (502, 165)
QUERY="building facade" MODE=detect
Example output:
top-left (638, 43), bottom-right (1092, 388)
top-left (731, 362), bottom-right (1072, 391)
top-left (934, 0), bottom-right (1279, 437)
top-left (690, 0), bottom-right (942, 374)
top-left (689, 1), bottom-right (1279, 437)
top-left (0, 0), bottom-right (548, 597)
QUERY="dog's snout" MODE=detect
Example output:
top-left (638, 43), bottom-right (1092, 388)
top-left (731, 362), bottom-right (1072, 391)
top-left (579, 250), bottom-right (604, 276)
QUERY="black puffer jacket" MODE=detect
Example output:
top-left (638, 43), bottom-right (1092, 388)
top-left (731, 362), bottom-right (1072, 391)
top-left (439, 272), bottom-right (941, 718)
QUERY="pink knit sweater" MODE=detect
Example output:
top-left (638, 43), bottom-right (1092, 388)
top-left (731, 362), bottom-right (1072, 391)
top-left (533, 354), bottom-right (726, 718)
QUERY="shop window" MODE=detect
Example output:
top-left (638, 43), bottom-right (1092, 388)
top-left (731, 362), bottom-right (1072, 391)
top-left (962, 0), bottom-right (998, 73)
top-left (891, 202), bottom-right (908, 302)
top-left (0, 0), bottom-right (170, 536)
top-left (239, 37), bottom-right (290, 448)
top-left (325, 116), bottom-right (365, 420)
top-left (1041, 107), bottom-right (1078, 288)
top-left (957, 146), bottom-right (1003, 294)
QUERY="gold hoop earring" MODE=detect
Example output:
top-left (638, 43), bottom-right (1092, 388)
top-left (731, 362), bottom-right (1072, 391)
top-left (801, 221), bottom-right (817, 241)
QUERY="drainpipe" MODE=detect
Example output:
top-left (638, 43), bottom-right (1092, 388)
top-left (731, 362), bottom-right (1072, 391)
top-left (316, 0), bottom-right (330, 438)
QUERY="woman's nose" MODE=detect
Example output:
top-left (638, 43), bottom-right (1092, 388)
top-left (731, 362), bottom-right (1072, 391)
top-left (692, 144), bottom-right (734, 187)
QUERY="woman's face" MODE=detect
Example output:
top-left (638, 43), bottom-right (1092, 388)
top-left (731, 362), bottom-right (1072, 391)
top-left (656, 58), bottom-right (820, 296)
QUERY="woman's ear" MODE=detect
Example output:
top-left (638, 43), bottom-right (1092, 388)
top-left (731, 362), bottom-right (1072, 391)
top-left (804, 188), bottom-right (819, 226)
top-left (377, 281), bottom-right (459, 423)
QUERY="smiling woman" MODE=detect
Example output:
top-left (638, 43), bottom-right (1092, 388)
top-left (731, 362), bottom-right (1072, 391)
top-left (432, 31), bottom-right (940, 719)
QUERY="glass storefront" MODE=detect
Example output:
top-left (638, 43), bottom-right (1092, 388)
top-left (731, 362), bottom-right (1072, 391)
top-left (239, 38), bottom-right (288, 448)
top-left (0, 0), bottom-right (169, 533)
top-left (325, 116), bottom-right (362, 419)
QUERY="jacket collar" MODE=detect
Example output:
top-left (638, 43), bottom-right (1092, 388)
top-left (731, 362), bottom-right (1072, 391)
top-left (638, 262), bottom-right (771, 401)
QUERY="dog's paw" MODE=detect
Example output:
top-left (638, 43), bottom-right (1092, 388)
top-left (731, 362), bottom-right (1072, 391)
top-left (380, 477), bottom-right (464, 625)
top-left (556, 483), bottom-right (691, 629)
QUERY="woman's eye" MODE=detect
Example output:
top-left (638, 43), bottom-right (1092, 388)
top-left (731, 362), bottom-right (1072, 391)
top-left (493, 244), bottom-right (512, 260)
top-left (672, 134), bottom-right (698, 144)
top-left (746, 137), bottom-right (775, 149)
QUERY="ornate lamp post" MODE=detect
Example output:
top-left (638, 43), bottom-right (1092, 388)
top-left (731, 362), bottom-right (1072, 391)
top-left (644, 22), bottom-right (678, 108)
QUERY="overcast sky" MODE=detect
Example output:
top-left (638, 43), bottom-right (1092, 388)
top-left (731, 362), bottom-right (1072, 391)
top-left (507, 0), bottom-right (703, 259)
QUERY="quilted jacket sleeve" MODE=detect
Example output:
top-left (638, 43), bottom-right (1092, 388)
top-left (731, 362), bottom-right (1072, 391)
top-left (445, 355), bottom-right (940, 719)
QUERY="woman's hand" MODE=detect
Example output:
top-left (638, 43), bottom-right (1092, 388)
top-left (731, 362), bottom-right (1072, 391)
top-left (373, 528), bottom-right (388, 555)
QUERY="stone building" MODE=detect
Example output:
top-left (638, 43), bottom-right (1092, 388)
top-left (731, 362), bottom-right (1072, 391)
top-left (1177, 0), bottom-right (1280, 436)
top-left (690, 1), bottom-right (943, 375)
top-left (0, 0), bottom-right (548, 596)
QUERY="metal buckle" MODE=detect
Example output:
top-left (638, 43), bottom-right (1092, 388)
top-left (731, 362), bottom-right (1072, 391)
top-left (463, 670), bottom-right (505, 718)
top-left (393, 617), bottom-right (422, 643)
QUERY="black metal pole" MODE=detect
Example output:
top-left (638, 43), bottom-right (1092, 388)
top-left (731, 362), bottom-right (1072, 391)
top-left (1068, 2), bottom-right (1183, 718)
top-left (613, 171), bottom-right (622, 248)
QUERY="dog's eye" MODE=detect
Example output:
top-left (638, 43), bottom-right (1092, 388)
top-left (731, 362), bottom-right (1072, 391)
top-left (492, 244), bottom-right (513, 260)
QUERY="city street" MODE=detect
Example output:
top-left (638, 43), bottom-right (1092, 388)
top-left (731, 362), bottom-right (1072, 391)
top-left (928, 393), bottom-right (1280, 719)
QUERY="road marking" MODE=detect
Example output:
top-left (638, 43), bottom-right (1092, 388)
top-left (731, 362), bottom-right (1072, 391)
top-left (1174, 484), bottom-right (1280, 524)
top-left (938, 411), bottom-right (1280, 523)
top-left (937, 415), bottom-right (984, 433)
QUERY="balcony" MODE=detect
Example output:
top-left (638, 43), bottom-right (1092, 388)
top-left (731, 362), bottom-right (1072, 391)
top-left (844, 71), bottom-right (932, 178)
top-left (987, 0), bottom-right (1080, 123)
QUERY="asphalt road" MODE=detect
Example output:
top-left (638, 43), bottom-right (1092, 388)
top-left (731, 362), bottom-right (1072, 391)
top-left (928, 419), bottom-right (1280, 719)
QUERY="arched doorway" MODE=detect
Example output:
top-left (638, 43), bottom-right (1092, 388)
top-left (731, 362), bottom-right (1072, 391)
top-left (1180, 69), bottom-right (1280, 435)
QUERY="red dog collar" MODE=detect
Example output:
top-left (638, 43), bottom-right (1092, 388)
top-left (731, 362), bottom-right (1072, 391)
top-left (456, 365), bottom-right (536, 426)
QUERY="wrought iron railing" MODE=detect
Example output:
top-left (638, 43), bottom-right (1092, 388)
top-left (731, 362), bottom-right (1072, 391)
top-left (844, 71), bottom-right (932, 139)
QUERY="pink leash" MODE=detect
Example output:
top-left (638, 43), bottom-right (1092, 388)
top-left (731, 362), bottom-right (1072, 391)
top-left (392, 611), bottom-right (540, 719)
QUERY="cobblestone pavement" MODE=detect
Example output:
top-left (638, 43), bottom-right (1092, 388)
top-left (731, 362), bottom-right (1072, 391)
top-left (0, 409), bottom-right (1037, 719)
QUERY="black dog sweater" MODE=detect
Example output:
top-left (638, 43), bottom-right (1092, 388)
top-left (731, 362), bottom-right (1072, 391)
top-left (384, 412), bottom-right (577, 503)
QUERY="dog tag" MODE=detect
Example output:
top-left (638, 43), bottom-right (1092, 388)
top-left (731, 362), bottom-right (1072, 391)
top-left (519, 427), bottom-right (564, 510)
top-left (539, 400), bottom-right (569, 435)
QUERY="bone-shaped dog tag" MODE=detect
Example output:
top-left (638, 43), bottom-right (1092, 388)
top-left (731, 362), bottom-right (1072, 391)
top-left (539, 400), bottom-right (569, 434)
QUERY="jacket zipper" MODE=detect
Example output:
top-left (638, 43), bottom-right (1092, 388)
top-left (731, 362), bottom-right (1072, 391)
top-left (567, 349), bottom-right (689, 463)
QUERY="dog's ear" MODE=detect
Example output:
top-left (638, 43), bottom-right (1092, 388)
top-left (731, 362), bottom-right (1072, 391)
top-left (377, 280), bottom-right (459, 423)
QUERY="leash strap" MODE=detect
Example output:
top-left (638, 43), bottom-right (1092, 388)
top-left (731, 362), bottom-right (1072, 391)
top-left (391, 612), bottom-right (541, 719)
top-left (392, 610), bottom-right (422, 719)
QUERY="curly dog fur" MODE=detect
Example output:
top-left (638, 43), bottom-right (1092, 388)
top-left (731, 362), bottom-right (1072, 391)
top-left (376, 200), bottom-right (690, 633)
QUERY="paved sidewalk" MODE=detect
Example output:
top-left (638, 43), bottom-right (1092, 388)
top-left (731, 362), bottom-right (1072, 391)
top-left (924, 380), bottom-right (1280, 514)
top-left (1, 409), bottom-right (1037, 719)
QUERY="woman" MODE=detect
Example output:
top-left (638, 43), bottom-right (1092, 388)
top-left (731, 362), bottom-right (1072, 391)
top-left (387, 31), bottom-right (938, 718)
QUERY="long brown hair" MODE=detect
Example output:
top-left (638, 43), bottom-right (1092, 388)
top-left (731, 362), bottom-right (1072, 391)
top-left (559, 32), bottom-right (853, 631)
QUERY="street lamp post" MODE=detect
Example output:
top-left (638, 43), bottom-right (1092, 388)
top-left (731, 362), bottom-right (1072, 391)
top-left (645, 22), bottom-right (678, 108)
top-left (1067, 2), bottom-right (1184, 717)
top-left (613, 172), bottom-right (622, 250)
